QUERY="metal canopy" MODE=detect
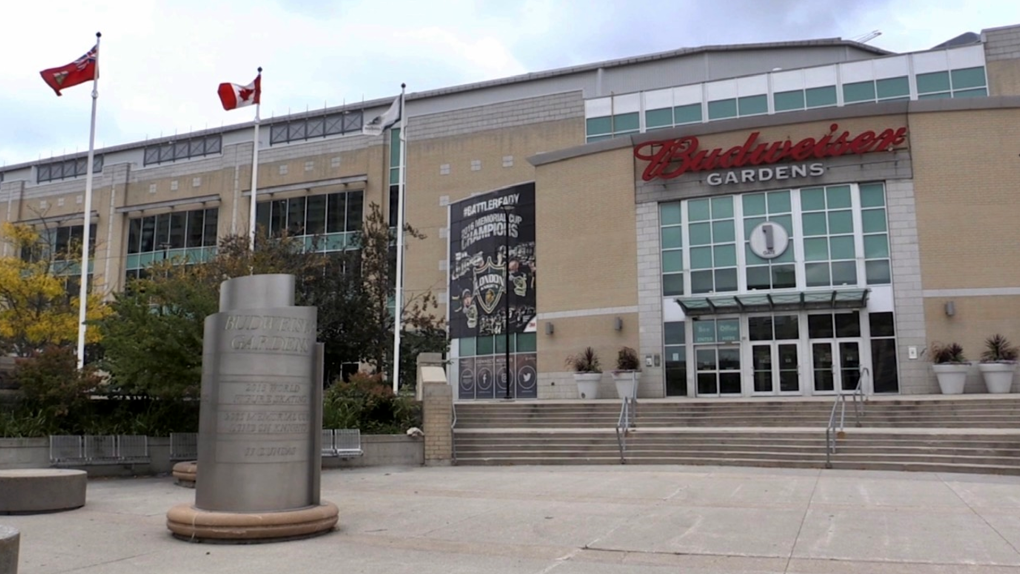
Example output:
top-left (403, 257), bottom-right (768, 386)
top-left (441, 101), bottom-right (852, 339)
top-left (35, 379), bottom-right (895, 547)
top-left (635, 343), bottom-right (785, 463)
top-left (676, 289), bottom-right (869, 317)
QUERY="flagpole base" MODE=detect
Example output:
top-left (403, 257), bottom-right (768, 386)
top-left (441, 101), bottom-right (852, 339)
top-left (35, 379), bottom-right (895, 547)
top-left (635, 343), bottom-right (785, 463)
top-left (166, 502), bottom-right (338, 544)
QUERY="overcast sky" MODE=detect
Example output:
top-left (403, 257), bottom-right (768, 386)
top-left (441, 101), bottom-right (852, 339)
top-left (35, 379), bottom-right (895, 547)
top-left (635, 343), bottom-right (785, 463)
top-left (3, 0), bottom-right (1020, 167)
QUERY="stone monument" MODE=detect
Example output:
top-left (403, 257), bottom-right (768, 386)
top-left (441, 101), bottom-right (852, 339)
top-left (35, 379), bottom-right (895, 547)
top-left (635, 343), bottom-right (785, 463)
top-left (167, 274), bottom-right (338, 542)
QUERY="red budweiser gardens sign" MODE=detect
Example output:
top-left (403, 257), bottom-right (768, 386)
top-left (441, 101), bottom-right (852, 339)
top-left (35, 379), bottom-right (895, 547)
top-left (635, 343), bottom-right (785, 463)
top-left (634, 123), bottom-right (907, 182)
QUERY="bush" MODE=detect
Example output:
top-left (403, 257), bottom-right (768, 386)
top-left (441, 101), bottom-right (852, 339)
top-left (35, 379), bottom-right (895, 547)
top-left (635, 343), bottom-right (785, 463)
top-left (13, 346), bottom-right (103, 432)
top-left (323, 372), bottom-right (421, 434)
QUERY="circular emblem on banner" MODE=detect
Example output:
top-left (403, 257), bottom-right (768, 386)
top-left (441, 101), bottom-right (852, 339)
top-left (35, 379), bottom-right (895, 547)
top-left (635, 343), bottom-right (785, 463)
top-left (517, 365), bottom-right (537, 390)
top-left (477, 367), bottom-right (493, 391)
top-left (748, 221), bottom-right (790, 260)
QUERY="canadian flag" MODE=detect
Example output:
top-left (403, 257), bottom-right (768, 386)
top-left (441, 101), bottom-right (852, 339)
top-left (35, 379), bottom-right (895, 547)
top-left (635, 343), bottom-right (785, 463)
top-left (217, 73), bottom-right (261, 111)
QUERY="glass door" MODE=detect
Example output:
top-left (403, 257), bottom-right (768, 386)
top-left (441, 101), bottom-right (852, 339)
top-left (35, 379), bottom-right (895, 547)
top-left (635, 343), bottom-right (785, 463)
top-left (748, 315), bottom-right (801, 396)
top-left (809, 312), bottom-right (864, 394)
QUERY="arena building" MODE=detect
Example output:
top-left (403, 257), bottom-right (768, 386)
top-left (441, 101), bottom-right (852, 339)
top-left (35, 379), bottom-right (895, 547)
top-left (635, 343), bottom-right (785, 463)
top-left (3, 24), bottom-right (1020, 399)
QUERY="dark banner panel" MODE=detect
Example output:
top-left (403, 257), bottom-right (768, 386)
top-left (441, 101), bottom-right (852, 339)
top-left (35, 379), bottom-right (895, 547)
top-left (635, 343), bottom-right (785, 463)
top-left (458, 353), bottom-right (538, 399)
top-left (449, 183), bottom-right (536, 339)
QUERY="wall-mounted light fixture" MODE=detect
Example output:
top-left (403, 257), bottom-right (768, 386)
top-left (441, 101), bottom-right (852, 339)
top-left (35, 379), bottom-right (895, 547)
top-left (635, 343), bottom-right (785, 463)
top-left (545, 322), bottom-right (554, 335)
top-left (945, 301), bottom-right (956, 317)
top-left (613, 317), bottom-right (623, 331)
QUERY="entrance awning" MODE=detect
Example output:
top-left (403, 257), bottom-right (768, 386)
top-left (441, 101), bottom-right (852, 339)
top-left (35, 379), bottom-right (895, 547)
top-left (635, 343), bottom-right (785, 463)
top-left (675, 289), bottom-right (869, 317)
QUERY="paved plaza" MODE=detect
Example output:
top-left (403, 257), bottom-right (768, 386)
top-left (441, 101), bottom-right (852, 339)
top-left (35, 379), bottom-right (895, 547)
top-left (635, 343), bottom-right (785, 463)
top-left (7, 464), bottom-right (1020, 573)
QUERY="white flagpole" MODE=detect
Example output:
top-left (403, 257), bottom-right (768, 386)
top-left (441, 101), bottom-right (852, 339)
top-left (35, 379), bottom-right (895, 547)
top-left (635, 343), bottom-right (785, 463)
top-left (75, 31), bottom-right (101, 370)
top-left (248, 67), bottom-right (262, 251)
top-left (392, 84), bottom-right (407, 394)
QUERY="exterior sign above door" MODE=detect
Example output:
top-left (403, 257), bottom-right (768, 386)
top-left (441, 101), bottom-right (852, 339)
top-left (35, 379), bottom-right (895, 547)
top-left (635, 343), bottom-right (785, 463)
top-left (633, 123), bottom-right (908, 182)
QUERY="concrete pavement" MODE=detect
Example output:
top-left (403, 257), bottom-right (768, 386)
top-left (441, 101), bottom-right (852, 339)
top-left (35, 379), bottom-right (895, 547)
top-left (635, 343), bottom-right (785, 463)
top-left (5, 464), bottom-right (1020, 573)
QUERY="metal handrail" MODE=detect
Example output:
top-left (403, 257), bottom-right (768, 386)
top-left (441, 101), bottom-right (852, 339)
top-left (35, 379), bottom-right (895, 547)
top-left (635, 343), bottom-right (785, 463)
top-left (615, 396), bottom-right (637, 464)
top-left (450, 401), bottom-right (458, 464)
top-left (824, 368), bottom-right (869, 468)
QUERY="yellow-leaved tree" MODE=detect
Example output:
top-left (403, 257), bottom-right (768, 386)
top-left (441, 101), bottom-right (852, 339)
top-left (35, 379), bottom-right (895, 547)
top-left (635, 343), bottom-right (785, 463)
top-left (0, 222), bottom-right (109, 358)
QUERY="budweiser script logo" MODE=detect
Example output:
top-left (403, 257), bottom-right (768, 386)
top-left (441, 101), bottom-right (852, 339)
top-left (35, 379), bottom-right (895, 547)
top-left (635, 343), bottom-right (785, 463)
top-left (633, 123), bottom-right (907, 182)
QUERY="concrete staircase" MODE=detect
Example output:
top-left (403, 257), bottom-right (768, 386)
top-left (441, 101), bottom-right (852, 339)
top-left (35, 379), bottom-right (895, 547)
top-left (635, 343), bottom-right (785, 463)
top-left (452, 397), bottom-right (1020, 474)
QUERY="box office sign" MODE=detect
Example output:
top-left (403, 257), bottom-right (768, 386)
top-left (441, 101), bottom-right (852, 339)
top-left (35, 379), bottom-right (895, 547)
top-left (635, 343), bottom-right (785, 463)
top-left (634, 123), bottom-right (908, 184)
top-left (449, 182), bottom-right (537, 339)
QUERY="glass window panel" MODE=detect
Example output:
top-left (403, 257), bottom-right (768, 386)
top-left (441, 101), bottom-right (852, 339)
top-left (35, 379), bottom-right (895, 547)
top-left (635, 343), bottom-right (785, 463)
top-left (774, 90), bottom-right (805, 112)
top-left (346, 191), bottom-right (364, 232)
top-left (866, 259), bottom-right (891, 284)
top-left (746, 267), bottom-right (767, 289)
top-left (774, 315), bottom-right (799, 339)
top-left (827, 210), bottom-right (853, 234)
top-left (806, 262), bottom-right (830, 287)
top-left (802, 212), bottom-right (827, 236)
top-left (860, 183), bottom-right (885, 207)
top-left (696, 348), bottom-right (717, 369)
top-left (690, 246), bottom-right (713, 269)
top-left (168, 212), bottom-right (187, 249)
top-left (662, 250), bottom-right (683, 273)
top-left (660, 202), bottom-right (681, 225)
top-left (697, 373), bottom-right (717, 395)
top-left (663, 273), bottom-right (685, 296)
top-left (665, 346), bottom-right (687, 396)
top-left (689, 222), bottom-right (712, 246)
top-left (708, 98), bottom-right (737, 120)
top-left (495, 335), bottom-right (511, 354)
top-left (711, 196), bottom-right (734, 219)
top-left (128, 218), bottom-right (142, 254)
top-left (809, 314), bottom-right (834, 338)
top-left (862, 209), bottom-right (887, 233)
top-left (139, 216), bottom-right (156, 252)
top-left (691, 270), bottom-right (714, 293)
top-left (712, 220), bottom-right (735, 243)
top-left (869, 311), bottom-right (896, 337)
top-left (767, 191), bottom-right (791, 213)
top-left (831, 261), bottom-right (857, 285)
top-left (745, 244), bottom-right (766, 265)
top-left (306, 194), bottom-right (327, 235)
top-left (256, 201), bottom-right (271, 236)
top-left (674, 103), bottom-right (702, 124)
top-left (586, 135), bottom-right (611, 143)
top-left (155, 213), bottom-right (171, 247)
top-left (738, 94), bottom-right (767, 116)
top-left (718, 347), bottom-right (741, 368)
top-left (835, 312), bottom-right (861, 337)
top-left (688, 199), bottom-right (711, 222)
top-left (749, 316), bottom-right (773, 341)
top-left (713, 244), bottom-right (736, 267)
top-left (743, 194), bottom-right (766, 216)
top-left (772, 265), bottom-right (796, 289)
top-left (661, 226), bottom-right (683, 249)
top-left (864, 235), bottom-right (889, 258)
top-left (715, 268), bottom-right (737, 292)
top-left (918, 92), bottom-right (951, 100)
top-left (517, 332), bottom-right (537, 353)
top-left (871, 338), bottom-right (899, 393)
top-left (843, 81), bottom-right (876, 103)
top-left (270, 199), bottom-right (287, 236)
top-left (804, 237), bottom-right (829, 261)
top-left (287, 197), bottom-right (307, 235)
top-left (203, 209), bottom-right (219, 247)
top-left (614, 112), bottom-right (639, 132)
top-left (645, 108), bottom-right (673, 129)
top-left (586, 116), bottom-right (612, 136)
top-left (186, 209), bottom-right (205, 248)
top-left (917, 71), bottom-right (950, 94)
top-left (476, 336), bottom-right (494, 355)
top-left (664, 321), bottom-right (686, 345)
top-left (951, 67), bottom-right (986, 90)
top-left (806, 85), bottom-right (837, 108)
top-left (876, 76), bottom-right (909, 99)
top-left (770, 214), bottom-right (793, 234)
top-left (826, 186), bottom-right (852, 209)
top-left (459, 337), bottom-right (476, 357)
top-left (829, 236), bottom-right (855, 260)
top-left (744, 216), bottom-right (766, 237)
top-left (953, 88), bottom-right (987, 98)
top-left (801, 188), bottom-right (826, 211)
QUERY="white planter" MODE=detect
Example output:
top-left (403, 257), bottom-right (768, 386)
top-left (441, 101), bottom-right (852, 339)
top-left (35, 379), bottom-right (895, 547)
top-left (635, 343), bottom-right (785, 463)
top-left (611, 371), bottom-right (640, 399)
top-left (573, 373), bottom-right (602, 399)
top-left (978, 362), bottom-right (1016, 394)
top-left (932, 363), bottom-right (970, 395)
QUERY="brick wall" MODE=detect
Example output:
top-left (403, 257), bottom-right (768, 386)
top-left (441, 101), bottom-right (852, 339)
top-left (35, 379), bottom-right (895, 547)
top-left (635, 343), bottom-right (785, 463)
top-left (421, 382), bottom-right (453, 466)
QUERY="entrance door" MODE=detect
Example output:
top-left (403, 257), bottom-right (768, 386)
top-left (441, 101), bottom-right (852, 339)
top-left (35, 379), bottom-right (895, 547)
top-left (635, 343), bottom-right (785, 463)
top-left (751, 342), bottom-right (800, 394)
top-left (811, 340), bottom-right (863, 393)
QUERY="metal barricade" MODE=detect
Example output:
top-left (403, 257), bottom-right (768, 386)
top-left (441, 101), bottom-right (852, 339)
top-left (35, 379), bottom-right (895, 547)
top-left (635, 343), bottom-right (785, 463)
top-left (170, 433), bottom-right (198, 461)
top-left (49, 435), bottom-right (85, 464)
top-left (84, 435), bottom-right (119, 463)
top-left (333, 429), bottom-right (363, 458)
top-left (321, 429), bottom-right (337, 457)
top-left (118, 435), bottom-right (149, 463)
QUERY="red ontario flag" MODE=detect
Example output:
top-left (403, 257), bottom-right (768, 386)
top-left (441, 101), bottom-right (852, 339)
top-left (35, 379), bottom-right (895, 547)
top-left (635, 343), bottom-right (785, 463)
top-left (40, 44), bottom-right (98, 96)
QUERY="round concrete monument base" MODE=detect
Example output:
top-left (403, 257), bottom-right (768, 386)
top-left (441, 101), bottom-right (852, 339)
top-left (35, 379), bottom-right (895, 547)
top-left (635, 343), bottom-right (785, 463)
top-left (171, 461), bottom-right (197, 488)
top-left (0, 469), bottom-right (87, 515)
top-left (166, 501), bottom-right (338, 543)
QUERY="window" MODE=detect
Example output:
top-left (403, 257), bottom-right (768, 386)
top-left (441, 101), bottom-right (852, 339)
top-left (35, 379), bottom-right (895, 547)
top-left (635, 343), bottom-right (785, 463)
top-left (125, 208), bottom-right (218, 283)
top-left (389, 128), bottom-right (401, 185)
top-left (458, 333), bottom-right (536, 357)
top-left (688, 196), bottom-right (737, 294)
top-left (860, 183), bottom-right (891, 285)
top-left (801, 185), bottom-right (857, 288)
top-left (806, 86), bottom-right (837, 108)
top-left (659, 202), bottom-right (683, 296)
top-left (870, 312), bottom-right (899, 393)
top-left (22, 224), bottom-right (97, 291)
top-left (743, 191), bottom-right (795, 291)
top-left (269, 110), bottom-right (363, 145)
top-left (737, 94), bottom-right (768, 116)
top-left (693, 318), bottom-right (740, 395)
top-left (37, 155), bottom-right (104, 184)
top-left (255, 190), bottom-right (363, 251)
top-left (143, 135), bottom-right (222, 166)
top-left (674, 103), bottom-right (702, 125)
top-left (918, 66), bottom-right (987, 100)
top-left (585, 113), bottom-right (640, 143)
top-left (645, 108), bottom-right (673, 130)
top-left (664, 321), bottom-right (686, 396)
top-left (774, 90), bottom-right (805, 112)
top-left (707, 99), bottom-right (737, 120)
